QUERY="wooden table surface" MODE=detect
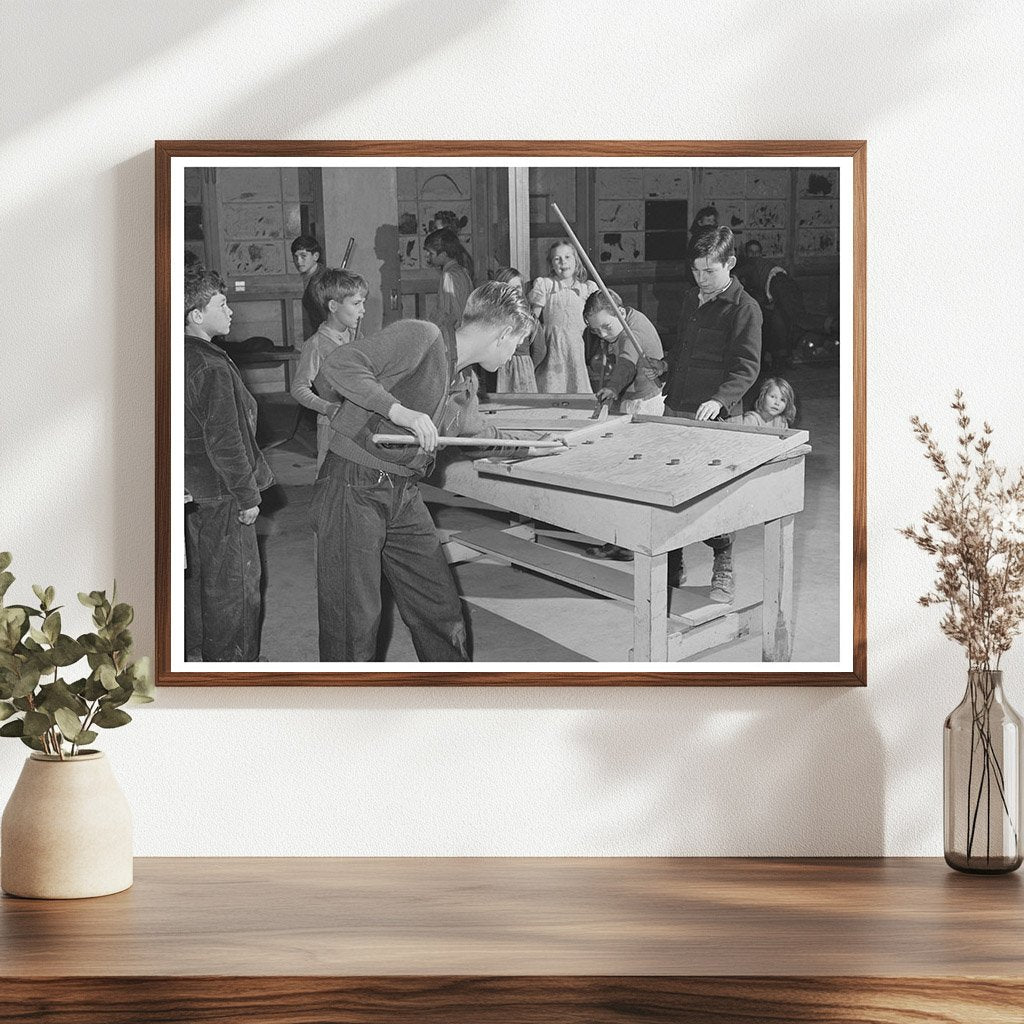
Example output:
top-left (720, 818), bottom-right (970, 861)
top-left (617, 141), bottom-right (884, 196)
top-left (3, 857), bottom-right (1022, 1023)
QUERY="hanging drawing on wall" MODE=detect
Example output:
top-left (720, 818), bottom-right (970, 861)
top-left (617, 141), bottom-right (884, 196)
top-left (156, 141), bottom-right (865, 688)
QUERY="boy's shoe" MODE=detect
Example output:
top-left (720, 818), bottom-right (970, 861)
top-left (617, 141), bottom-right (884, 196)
top-left (585, 542), bottom-right (634, 561)
top-left (710, 549), bottom-right (734, 603)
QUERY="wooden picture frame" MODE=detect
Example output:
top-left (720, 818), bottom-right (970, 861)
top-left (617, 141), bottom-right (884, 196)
top-left (156, 140), bottom-right (866, 686)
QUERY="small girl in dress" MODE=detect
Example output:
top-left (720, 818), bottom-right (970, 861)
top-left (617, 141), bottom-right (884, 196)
top-left (291, 269), bottom-right (368, 472)
top-left (493, 267), bottom-right (543, 392)
top-left (736, 377), bottom-right (797, 428)
top-left (528, 240), bottom-right (597, 394)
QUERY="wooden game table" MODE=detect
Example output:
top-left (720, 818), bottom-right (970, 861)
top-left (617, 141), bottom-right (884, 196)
top-left (432, 394), bottom-right (809, 663)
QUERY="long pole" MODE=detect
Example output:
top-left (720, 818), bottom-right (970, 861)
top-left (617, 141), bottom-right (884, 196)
top-left (370, 434), bottom-right (565, 449)
top-left (340, 237), bottom-right (355, 269)
top-left (340, 236), bottom-right (361, 340)
top-left (549, 203), bottom-right (646, 366)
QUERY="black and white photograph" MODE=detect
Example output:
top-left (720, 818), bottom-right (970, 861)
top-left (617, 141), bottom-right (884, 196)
top-left (158, 144), bottom-right (864, 684)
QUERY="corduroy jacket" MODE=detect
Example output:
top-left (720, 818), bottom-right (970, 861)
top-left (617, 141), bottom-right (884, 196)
top-left (184, 335), bottom-right (273, 508)
top-left (664, 277), bottom-right (763, 417)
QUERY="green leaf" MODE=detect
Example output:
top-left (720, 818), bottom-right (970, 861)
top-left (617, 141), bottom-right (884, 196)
top-left (0, 552), bottom-right (11, 573)
top-left (0, 718), bottom-right (24, 737)
top-left (98, 664), bottom-right (118, 691)
top-left (110, 603), bottom-right (134, 629)
top-left (0, 606), bottom-right (27, 651)
top-left (42, 611), bottom-right (60, 644)
top-left (28, 627), bottom-right (49, 647)
top-left (32, 584), bottom-right (48, 609)
top-left (74, 730), bottom-right (98, 746)
top-left (44, 586), bottom-right (55, 608)
top-left (80, 635), bottom-right (112, 656)
top-left (19, 735), bottom-right (45, 752)
top-left (54, 707), bottom-right (85, 742)
top-left (0, 571), bottom-right (14, 602)
top-left (8, 603), bottom-right (42, 619)
top-left (104, 685), bottom-right (132, 709)
top-left (0, 701), bottom-right (15, 722)
top-left (22, 710), bottom-right (51, 738)
top-left (0, 651), bottom-right (19, 673)
top-left (78, 591), bottom-right (100, 607)
top-left (93, 705), bottom-right (132, 729)
top-left (83, 675), bottom-right (108, 701)
top-left (11, 664), bottom-right (41, 699)
top-left (113, 628), bottom-right (134, 653)
top-left (36, 679), bottom-right (88, 717)
top-left (50, 634), bottom-right (85, 667)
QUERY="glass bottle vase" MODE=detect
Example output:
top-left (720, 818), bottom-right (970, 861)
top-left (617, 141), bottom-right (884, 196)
top-left (944, 669), bottom-right (1023, 873)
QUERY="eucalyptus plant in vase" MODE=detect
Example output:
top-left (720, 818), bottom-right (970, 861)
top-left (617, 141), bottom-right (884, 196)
top-left (902, 392), bottom-right (1024, 873)
top-left (0, 552), bottom-right (154, 898)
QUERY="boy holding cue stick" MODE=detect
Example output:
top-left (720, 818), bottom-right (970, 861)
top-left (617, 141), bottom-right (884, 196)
top-left (310, 282), bottom-right (540, 662)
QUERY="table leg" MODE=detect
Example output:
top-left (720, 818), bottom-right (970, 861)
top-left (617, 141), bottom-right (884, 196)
top-left (763, 515), bottom-right (795, 661)
top-left (633, 551), bottom-right (668, 662)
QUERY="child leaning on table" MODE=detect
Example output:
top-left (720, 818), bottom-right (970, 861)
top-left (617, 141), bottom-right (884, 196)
top-left (582, 289), bottom-right (667, 417)
top-left (290, 269), bottom-right (369, 472)
top-left (733, 377), bottom-right (797, 429)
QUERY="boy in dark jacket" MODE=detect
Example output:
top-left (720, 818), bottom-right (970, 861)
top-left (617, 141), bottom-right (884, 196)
top-left (664, 227), bottom-right (763, 602)
top-left (184, 270), bottom-right (274, 661)
top-left (312, 282), bottom-right (537, 662)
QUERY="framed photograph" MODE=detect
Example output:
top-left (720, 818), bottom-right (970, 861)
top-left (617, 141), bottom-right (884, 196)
top-left (156, 141), bottom-right (865, 686)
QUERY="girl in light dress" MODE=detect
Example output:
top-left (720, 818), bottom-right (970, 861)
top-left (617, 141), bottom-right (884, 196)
top-left (527, 240), bottom-right (597, 394)
top-left (493, 267), bottom-right (543, 392)
top-left (735, 377), bottom-right (797, 428)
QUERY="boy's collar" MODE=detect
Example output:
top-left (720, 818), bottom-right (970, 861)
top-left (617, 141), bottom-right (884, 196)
top-left (318, 323), bottom-right (350, 344)
top-left (698, 277), bottom-right (742, 305)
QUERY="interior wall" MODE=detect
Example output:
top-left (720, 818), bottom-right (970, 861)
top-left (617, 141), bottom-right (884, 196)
top-left (321, 166), bottom-right (399, 332)
top-left (1, 0), bottom-right (1022, 856)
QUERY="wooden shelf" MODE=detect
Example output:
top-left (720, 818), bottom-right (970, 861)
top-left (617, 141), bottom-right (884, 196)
top-left (2, 857), bottom-right (1022, 1022)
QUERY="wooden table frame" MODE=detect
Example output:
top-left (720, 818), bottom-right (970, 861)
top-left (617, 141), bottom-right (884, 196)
top-left (435, 409), bottom-right (808, 663)
top-left (2, 857), bottom-right (1020, 1023)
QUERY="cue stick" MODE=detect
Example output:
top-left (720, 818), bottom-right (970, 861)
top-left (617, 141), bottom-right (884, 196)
top-left (549, 203), bottom-right (647, 367)
top-left (340, 237), bottom-right (355, 268)
top-left (339, 236), bottom-right (362, 340)
top-left (370, 434), bottom-right (566, 449)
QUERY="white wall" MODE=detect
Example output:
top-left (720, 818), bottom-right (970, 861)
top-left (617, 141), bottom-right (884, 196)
top-left (1, 0), bottom-right (1022, 856)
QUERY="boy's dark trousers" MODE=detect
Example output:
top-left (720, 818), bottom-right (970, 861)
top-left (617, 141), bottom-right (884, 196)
top-left (184, 498), bottom-right (262, 661)
top-left (312, 453), bottom-right (470, 662)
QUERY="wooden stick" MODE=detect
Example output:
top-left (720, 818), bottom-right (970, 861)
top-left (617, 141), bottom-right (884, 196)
top-left (371, 434), bottom-right (566, 449)
top-left (340, 238), bottom-right (361, 339)
top-left (550, 202), bottom-right (647, 366)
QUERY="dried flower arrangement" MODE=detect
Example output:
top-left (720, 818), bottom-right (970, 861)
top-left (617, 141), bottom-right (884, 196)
top-left (902, 391), bottom-right (1024, 669)
top-left (902, 391), bottom-right (1024, 869)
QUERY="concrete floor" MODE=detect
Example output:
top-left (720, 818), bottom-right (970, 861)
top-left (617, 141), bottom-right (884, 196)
top-left (253, 361), bottom-right (841, 664)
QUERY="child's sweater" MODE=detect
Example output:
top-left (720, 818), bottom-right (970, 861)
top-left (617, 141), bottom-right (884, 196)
top-left (315, 319), bottom-right (504, 478)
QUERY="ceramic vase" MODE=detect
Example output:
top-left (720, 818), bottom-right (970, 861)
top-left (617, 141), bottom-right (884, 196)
top-left (944, 669), bottom-right (1023, 874)
top-left (1, 751), bottom-right (133, 899)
